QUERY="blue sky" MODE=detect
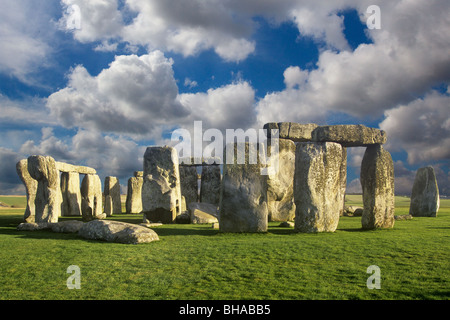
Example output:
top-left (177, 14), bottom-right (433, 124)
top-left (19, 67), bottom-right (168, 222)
top-left (0, 0), bottom-right (449, 196)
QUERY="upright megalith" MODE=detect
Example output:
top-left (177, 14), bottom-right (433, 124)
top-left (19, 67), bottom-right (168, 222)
top-left (60, 172), bottom-right (82, 216)
top-left (126, 175), bottom-right (143, 214)
top-left (141, 146), bottom-right (182, 224)
top-left (104, 176), bottom-right (121, 215)
top-left (179, 165), bottom-right (199, 206)
top-left (409, 166), bottom-right (440, 217)
top-left (360, 144), bottom-right (395, 229)
top-left (200, 164), bottom-right (221, 206)
top-left (80, 174), bottom-right (104, 221)
top-left (16, 159), bottom-right (38, 223)
top-left (293, 142), bottom-right (343, 233)
top-left (219, 142), bottom-right (268, 233)
top-left (266, 139), bottom-right (296, 222)
top-left (27, 155), bottom-right (61, 223)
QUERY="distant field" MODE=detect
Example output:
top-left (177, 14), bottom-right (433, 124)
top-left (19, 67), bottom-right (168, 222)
top-left (0, 194), bottom-right (449, 300)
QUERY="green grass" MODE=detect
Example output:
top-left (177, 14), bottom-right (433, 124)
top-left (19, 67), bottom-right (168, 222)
top-left (0, 195), bottom-right (449, 300)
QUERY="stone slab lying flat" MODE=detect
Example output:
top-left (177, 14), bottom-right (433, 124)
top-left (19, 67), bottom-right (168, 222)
top-left (78, 220), bottom-right (159, 244)
top-left (55, 162), bottom-right (96, 174)
top-left (263, 122), bottom-right (318, 142)
top-left (312, 125), bottom-right (387, 147)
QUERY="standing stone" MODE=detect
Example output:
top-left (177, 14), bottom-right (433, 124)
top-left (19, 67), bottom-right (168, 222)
top-left (16, 159), bottom-right (38, 223)
top-left (104, 195), bottom-right (113, 216)
top-left (409, 166), bottom-right (440, 217)
top-left (126, 176), bottom-right (143, 214)
top-left (179, 165), bottom-right (199, 205)
top-left (27, 155), bottom-right (61, 223)
top-left (80, 174), bottom-right (104, 221)
top-left (219, 142), bottom-right (268, 233)
top-left (360, 144), bottom-right (395, 229)
top-left (60, 172), bottom-right (82, 216)
top-left (141, 146), bottom-right (182, 224)
top-left (266, 139), bottom-right (296, 222)
top-left (200, 165), bottom-right (221, 206)
top-left (294, 142), bottom-right (343, 233)
top-left (339, 147), bottom-right (347, 216)
top-left (104, 176), bottom-right (121, 214)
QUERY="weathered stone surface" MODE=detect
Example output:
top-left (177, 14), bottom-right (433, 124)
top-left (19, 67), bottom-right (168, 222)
top-left (55, 162), bottom-right (96, 174)
top-left (266, 139), bottom-right (296, 222)
top-left (104, 195), bottom-right (113, 216)
top-left (200, 165), bottom-right (221, 206)
top-left (50, 220), bottom-right (84, 233)
top-left (142, 146), bottom-right (182, 224)
top-left (312, 125), bottom-right (387, 147)
top-left (17, 222), bottom-right (50, 231)
top-left (360, 144), bottom-right (395, 229)
top-left (27, 155), bottom-right (61, 223)
top-left (294, 142), bottom-right (343, 233)
top-left (179, 165), bottom-right (199, 206)
top-left (219, 142), bottom-right (268, 233)
top-left (78, 220), bottom-right (159, 244)
top-left (395, 214), bottom-right (413, 221)
top-left (338, 147), bottom-right (347, 216)
top-left (60, 172), bottom-right (82, 217)
top-left (80, 174), bottom-right (104, 221)
top-left (134, 171), bottom-right (143, 177)
top-left (344, 206), bottom-right (364, 216)
top-left (264, 122), bottom-right (318, 142)
top-left (104, 176), bottom-right (121, 214)
top-left (16, 159), bottom-right (38, 223)
top-left (188, 202), bottom-right (219, 224)
top-left (126, 176), bottom-right (143, 214)
top-left (409, 166), bottom-right (440, 217)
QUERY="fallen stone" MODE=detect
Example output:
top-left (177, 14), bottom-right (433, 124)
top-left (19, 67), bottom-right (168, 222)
top-left (294, 142), bottom-right (343, 233)
top-left (279, 221), bottom-right (294, 228)
top-left (312, 125), bottom-right (387, 147)
top-left (78, 220), bottom-right (159, 244)
top-left (266, 139), bottom-right (296, 222)
top-left (395, 214), bottom-right (413, 221)
top-left (17, 222), bottom-right (50, 231)
top-left (188, 202), bottom-right (219, 224)
top-left (219, 142), bottom-right (268, 233)
top-left (360, 144), bottom-right (395, 229)
top-left (142, 146), bottom-right (182, 224)
top-left (27, 155), bottom-right (61, 223)
top-left (16, 159), bottom-right (38, 223)
top-left (50, 220), bottom-right (84, 233)
top-left (409, 166), bottom-right (440, 217)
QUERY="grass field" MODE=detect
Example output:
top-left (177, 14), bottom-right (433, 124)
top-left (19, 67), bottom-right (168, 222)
top-left (0, 195), bottom-right (448, 300)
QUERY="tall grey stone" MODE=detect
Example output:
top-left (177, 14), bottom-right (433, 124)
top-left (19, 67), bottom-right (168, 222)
top-left (80, 174), bottom-right (104, 221)
top-left (200, 165), bottom-right (221, 206)
top-left (409, 166), bottom-right (440, 217)
top-left (219, 142), bottom-right (268, 233)
top-left (360, 144), bottom-right (395, 229)
top-left (104, 176), bottom-right (121, 214)
top-left (104, 195), bottom-right (113, 216)
top-left (266, 139), bottom-right (296, 222)
top-left (294, 142), bottom-right (343, 233)
top-left (27, 155), bottom-right (61, 223)
top-left (339, 147), bottom-right (347, 216)
top-left (312, 125), bottom-right (387, 147)
top-left (16, 159), bottom-right (38, 223)
top-left (60, 171), bottom-right (82, 216)
top-left (142, 146), bottom-right (182, 224)
top-left (126, 176), bottom-right (143, 214)
top-left (179, 165), bottom-right (198, 205)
